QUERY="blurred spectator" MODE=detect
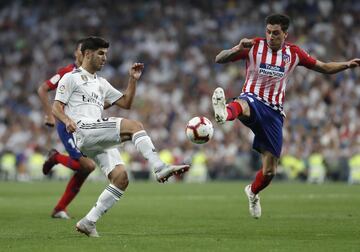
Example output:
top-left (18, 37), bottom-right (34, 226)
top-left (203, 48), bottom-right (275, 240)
top-left (0, 0), bottom-right (359, 181)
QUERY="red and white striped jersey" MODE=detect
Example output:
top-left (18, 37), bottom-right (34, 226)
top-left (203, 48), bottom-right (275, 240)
top-left (46, 63), bottom-right (77, 90)
top-left (232, 38), bottom-right (316, 112)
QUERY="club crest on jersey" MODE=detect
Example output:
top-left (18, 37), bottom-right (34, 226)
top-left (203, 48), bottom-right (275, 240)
top-left (282, 53), bottom-right (290, 64)
top-left (81, 75), bottom-right (88, 82)
top-left (259, 63), bottom-right (285, 78)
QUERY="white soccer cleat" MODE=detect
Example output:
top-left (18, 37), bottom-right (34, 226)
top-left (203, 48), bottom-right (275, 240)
top-left (244, 184), bottom-right (261, 219)
top-left (212, 87), bottom-right (228, 124)
top-left (155, 164), bottom-right (190, 183)
top-left (51, 210), bottom-right (71, 220)
top-left (76, 218), bottom-right (100, 238)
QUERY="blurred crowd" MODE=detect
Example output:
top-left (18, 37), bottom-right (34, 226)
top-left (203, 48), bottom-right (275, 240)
top-left (0, 0), bottom-right (360, 183)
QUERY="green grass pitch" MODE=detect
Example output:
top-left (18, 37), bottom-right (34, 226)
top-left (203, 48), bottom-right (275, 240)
top-left (0, 181), bottom-right (359, 252)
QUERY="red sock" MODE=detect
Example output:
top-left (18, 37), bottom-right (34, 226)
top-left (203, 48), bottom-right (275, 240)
top-left (226, 101), bottom-right (243, 121)
top-left (251, 169), bottom-right (274, 194)
top-left (54, 153), bottom-right (81, 171)
top-left (54, 173), bottom-right (87, 212)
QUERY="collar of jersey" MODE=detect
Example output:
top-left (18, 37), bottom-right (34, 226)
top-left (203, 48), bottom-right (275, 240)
top-left (79, 67), bottom-right (97, 79)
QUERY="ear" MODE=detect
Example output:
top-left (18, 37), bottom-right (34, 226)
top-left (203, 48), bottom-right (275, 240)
top-left (84, 49), bottom-right (92, 59)
top-left (284, 32), bottom-right (288, 39)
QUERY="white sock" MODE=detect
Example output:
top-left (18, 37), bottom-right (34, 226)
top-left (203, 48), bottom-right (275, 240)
top-left (86, 184), bottom-right (124, 223)
top-left (132, 130), bottom-right (165, 171)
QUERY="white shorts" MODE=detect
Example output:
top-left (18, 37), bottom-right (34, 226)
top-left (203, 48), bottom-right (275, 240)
top-left (93, 148), bottom-right (125, 177)
top-left (74, 117), bottom-right (125, 177)
top-left (75, 117), bottom-right (122, 153)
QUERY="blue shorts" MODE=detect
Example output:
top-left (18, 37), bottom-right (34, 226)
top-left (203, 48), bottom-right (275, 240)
top-left (56, 121), bottom-right (82, 160)
top-left (238, 94), bottom-right (284, 158)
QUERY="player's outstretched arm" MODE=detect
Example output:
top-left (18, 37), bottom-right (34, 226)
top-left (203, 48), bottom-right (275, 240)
top-left (312, 58), bottom-right (360, 74)
top-left (52, 101), bottom-right (77, 133)
top-left (215, 38), bottom-right (253, 64)
top-left (37, 81), bottom-right (56, 127)
top-left (114, 63), bottom-right (144, 109)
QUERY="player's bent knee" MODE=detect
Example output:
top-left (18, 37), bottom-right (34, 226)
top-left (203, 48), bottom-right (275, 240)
top-left (121, 119), bottom-right (144, 134)
top-left (79, 158), bottom-right (96, 173)
top-left (109, 165), bottom-right (129, 190)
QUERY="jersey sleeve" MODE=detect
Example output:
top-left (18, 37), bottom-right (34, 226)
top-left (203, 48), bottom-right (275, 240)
top-left (54, 73), bottom-right (75, 104)
top-left (46, 73), bottom-right (61, 90)
top-left (230, 38), bottom-right (262, 62)
top-left (102, 78), bottom-right (124, 105)
top-left (231, 48), bottom-right (250, 62)
top-left (295, 46), bottom-right (317, 69)
top-left (46, 65), bottom-right (74, 90)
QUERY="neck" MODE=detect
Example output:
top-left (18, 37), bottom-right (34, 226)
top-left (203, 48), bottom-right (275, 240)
top-left (82, 63), bottom-right (96, 74)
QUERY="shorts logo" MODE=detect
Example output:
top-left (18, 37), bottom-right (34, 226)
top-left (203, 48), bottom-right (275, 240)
top-left (259, 63), bottom-right (285, 78)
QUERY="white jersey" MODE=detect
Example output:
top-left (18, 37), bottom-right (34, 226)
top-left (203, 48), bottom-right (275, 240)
top-left (55, 67), bottom-right (123, 121)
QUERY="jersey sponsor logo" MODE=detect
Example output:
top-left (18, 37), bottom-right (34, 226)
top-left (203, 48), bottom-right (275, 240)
top-left (81, 92), bottom-right (103, 107)
top-left (50, 74), bottom-right (61, 84)
top-left (259, 63), bottom-right (285, 78)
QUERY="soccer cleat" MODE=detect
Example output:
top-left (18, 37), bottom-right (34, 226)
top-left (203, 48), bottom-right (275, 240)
top-left (155, 164), bottom-right (190, 183)
top-left (42, 149), bottom-right (59, 175)
top-left (51, 210), bottom-right (71, 219)
top-left (212, 87), bottom-right (228, 124)
top-left (244, 184), bottom-right (261, 219)
top-left (76, 218), bottom-right (100, 238)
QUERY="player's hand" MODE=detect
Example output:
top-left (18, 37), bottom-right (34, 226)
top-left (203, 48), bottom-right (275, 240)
top-left (65, 118), bottom-right (77, 133)
top-left (347, 58), bottom-right (360, 68)
top-left (44, 114), bottom-right (55, 127)
top-left (129, 63), bottom-right (144, 80)
top-left (239, 38), bottom-right (254, 49)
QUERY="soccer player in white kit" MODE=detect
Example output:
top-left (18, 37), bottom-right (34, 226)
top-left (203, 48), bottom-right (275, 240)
top-left (52, 36), bottom-right (190, 237)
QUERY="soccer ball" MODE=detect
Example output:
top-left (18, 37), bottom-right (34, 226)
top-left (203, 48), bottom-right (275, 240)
top-left (185, 116), bottom-right (214, 144)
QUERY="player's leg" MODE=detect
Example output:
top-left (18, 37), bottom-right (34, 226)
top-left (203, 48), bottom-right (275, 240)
top-left (212, 87), bottom-right (250, 124)
top-left (245, 151), bottom-right (278, 219)
top-left (238, 96), bottom-right (283, 218)
top-left (52, 156), bottom-right (96, 218)
top-left (43, 122), bottom-right (82, 175)
top-left (50, 122), bottom-right (96, 218)
top-left (42, 149), bottom-right (81, 175)
top-left (120, 118), bottom-right (190, 182)
top-left (252, 151), bottom-right (278, 193)
top-left (76, 149), bottom-right (126, 237)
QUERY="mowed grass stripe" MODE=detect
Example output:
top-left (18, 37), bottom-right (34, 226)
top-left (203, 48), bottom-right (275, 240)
top-left (0, 181), bottom-right (359, 252)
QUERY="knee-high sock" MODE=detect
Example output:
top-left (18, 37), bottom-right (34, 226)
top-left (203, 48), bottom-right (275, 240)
top-left (86, 184), bottom-right (124, 223)
top-left (251, 169), bottom-right (274, 194)
top-left (54, 172), bottom-right (87, 211)
top-left (132, 130), bottom-right (164, 171)
top-left (226, 101), bottom-right (243, 121)
top-left (54, 153), bottom-right (81, 171)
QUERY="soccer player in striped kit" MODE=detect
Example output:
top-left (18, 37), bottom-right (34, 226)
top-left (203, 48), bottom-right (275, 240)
top-left (212, 14), bottom-right (360, 219)
top-left (38, 39), bottom-right (97, 219)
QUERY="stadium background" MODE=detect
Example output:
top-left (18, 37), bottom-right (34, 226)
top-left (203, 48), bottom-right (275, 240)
top-left (0, 0), bottom-right (359, 183)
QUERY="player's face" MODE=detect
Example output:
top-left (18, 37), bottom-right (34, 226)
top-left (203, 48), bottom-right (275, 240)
top-left (90, 48), bottom-right (108, 71)
top-left (266, 24), bottom-right (288, 51)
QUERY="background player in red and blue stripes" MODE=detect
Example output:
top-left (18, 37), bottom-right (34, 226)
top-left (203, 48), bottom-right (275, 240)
top-left (37, 39), bottom-right (96, 219)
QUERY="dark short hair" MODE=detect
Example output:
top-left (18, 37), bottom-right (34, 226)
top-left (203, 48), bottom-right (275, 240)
top-left (80, 36), bottom-right (109, 54)
top-left (265, 14), bottom-right (290, 32)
